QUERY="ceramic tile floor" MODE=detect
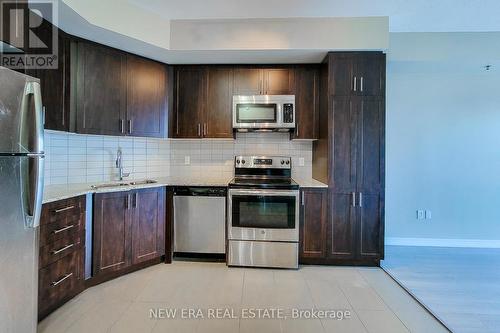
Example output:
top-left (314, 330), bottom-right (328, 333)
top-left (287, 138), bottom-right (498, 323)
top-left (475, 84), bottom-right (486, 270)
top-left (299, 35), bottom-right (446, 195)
top-left (382, 246), bottom-right (500, 333)
top-left (39, 262), bottom-right (448, 333)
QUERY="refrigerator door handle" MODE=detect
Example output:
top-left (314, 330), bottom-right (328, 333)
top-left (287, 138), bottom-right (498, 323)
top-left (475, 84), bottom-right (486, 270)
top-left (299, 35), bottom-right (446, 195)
top-left (21, 81), bottom-right (45, 228)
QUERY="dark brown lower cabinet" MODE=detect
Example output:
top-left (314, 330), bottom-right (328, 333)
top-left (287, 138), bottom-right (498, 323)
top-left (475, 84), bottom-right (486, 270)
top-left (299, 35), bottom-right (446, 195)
top-left (299, 188), bottom-right (328, 261)
top-left (93, 187), bottom-right (166, 281)
top-left (38, 196), bottom-right (86, 320)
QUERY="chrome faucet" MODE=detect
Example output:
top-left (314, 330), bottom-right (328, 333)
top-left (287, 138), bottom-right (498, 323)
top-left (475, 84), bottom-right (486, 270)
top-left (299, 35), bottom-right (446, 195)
top-left (116, 148), bottom-right (130, 181)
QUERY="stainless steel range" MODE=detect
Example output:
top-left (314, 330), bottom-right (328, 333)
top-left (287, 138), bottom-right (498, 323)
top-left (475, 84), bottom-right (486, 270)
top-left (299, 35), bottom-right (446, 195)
top-left (227, 156), bottom-right (299, 269)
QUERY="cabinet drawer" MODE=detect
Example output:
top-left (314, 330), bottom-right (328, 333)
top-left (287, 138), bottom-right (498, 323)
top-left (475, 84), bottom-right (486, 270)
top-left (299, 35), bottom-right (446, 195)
top-left (38, 251), bottom-right (80, 312)
top-left (41, 196), bottom-right (84, 225)
top-left (39, 234), bottom-right (83, 269)
top-left (39, 214), bottom-right (84, 246)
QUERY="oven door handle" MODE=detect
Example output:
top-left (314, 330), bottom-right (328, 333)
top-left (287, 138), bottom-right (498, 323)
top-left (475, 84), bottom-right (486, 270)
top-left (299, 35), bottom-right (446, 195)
top-left (228, 189), bottom-right (299, 197)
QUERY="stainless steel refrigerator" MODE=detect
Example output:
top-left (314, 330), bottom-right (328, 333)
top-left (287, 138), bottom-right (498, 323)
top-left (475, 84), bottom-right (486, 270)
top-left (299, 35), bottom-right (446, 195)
top-left (0, 67), bottom-right (45, 333)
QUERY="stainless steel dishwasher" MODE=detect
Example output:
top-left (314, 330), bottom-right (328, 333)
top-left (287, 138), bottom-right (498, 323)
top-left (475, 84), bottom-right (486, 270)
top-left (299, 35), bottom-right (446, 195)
top-left (173, 187), bottom-right (227, 255)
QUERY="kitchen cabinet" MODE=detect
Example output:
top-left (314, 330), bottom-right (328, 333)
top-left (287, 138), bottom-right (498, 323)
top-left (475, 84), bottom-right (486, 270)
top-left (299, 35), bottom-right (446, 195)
top-left (299, 188), bottom-right (327, 261)
top-left (172, 66), bottom-right (206, 138)
top-left (75, 42), bottom-right (127, 136)
top-left (22, 16), bottom-right (71, 131)
top-left (93, 187), bottom-right (166, 279)
top-left (38, 196), bottom-right (86, 320)
top-left (312, 51), bottom-right (385, 265)
top-left (131, 187), bottom-right (166, 265)
top-left (233, 68), bottom-right (262, 95)
top-left (75, 41), bottom-right (169, 137)
top-left (173, 66), bottom-right (234, 139)
top-left (205, 67), bottom-right (234, 138)
top-left (126, 55), bottom-right (167, 138)
top-left (292, 66), bottom-right (319, 139)
top-left (233, 67), bottom-right (294, 95)
top-left (329, 52), bottom-right (385, 96)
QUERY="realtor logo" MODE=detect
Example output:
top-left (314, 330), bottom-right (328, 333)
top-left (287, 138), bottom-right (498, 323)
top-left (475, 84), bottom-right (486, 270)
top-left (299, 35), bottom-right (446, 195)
top-left (0, 0), bottom-right (58, 69)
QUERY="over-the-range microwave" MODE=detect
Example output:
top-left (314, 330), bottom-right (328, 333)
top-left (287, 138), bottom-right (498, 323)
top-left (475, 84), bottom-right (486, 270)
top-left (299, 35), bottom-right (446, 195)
top-left (232, 95), bottom-right (295, 132)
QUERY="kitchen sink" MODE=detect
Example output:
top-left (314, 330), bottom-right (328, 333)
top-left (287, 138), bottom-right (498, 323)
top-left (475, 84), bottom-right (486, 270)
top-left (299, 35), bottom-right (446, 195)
top-left (91, 179), bottom-right (157, 189)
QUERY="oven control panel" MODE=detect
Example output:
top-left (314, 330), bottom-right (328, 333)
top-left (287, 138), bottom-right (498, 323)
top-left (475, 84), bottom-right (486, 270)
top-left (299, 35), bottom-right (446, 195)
top-left (235, 156), bottom-right (291, 169)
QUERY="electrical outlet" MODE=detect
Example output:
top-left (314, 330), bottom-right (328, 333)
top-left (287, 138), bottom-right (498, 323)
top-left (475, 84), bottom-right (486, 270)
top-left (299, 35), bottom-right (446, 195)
top-left (416, 210), bottom-right (425, 220)
top-left (298, 157), bottom-right (305, 166)
top-left (184, 156), bottom-right (190, 165)
top-left (425, 210), bottom-right (432, 219)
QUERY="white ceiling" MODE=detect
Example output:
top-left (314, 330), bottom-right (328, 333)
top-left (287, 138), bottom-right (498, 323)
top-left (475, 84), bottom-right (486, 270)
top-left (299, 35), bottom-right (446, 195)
top-left (128, 0), bottom-right (500, 32)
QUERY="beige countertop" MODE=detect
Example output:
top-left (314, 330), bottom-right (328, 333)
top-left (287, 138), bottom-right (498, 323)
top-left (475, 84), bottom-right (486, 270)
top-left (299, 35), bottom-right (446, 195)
top-left (43, 176), bottom-right (328, 204)
top-left (292, 178), bottom-right (328, 188)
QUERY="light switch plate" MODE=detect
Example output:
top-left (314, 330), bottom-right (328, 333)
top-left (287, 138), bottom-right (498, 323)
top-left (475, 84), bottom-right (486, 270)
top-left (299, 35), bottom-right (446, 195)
top-left (425, 210), bottom-right (432, 219)
top-left (416, 210), bottom-right (425, 220)
top-left (184, 156), bottom-right (190, 165)
top-left (298, 158), bottom-right (305, 166)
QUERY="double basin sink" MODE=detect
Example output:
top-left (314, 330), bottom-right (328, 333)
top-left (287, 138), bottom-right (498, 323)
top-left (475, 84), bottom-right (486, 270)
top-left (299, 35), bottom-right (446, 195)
top-left (90, 179), bottom-right (157, 190)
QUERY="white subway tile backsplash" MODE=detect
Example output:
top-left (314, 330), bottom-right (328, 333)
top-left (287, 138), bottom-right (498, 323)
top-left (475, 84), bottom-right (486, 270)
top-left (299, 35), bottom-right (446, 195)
top-left (43, 130), bottom-right (313, 185)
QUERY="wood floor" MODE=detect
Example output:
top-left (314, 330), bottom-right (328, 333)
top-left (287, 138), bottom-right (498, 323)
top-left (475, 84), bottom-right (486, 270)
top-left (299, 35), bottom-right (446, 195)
top-left (382, 245), bottom-right (500, 333)
top-left (38, 262), bottom-right (446, 333)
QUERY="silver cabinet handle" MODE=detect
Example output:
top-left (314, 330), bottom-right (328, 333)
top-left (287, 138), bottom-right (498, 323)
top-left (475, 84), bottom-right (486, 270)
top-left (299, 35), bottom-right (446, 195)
top-left (52, 243), bottom-right (74, 255)
top-left (197, 123), bottom-right (201, 137)
top-left (359, 192), bottom-right (363, 207)
top-left (203, 123), bottom-right (207, 137)
top-left (51, 273), bottom-right (73, 287)
top-left (54, 205), bottom-right (75, 213)
top-left (296, 122), bottom-right (299, 138)
top-left (42, 106), bottom-right (46, 126)
top-left (52, 224), bottom-right (74, 234)
top-left (353, 76), bottom-right (357, 92)
top-left (360, 77), bottom-right (364, 92)
top-left (125, 194), bottom-right (130, 210)
top-left (351, 192), bottom-right (356, 207)
top-left (301, 191), bottom-right (305, 206)
top-left (127, 119), bottom-right (133, 134)
top-left (120, 119), bottom-right (125, 133)
top-left (134, 192), bottom-right (138, 208)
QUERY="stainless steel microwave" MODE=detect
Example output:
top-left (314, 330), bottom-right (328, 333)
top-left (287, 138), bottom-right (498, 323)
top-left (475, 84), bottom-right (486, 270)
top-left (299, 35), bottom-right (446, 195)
top-left (232, 95), bottom-right (295, 131)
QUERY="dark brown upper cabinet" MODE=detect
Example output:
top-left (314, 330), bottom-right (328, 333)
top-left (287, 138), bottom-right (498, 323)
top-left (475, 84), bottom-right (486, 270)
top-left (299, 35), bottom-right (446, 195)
top-left (126, 55), bottom-right (167, 138)
top-left (328, 52), bottom-right (385, 97)
top-left (205, 67), bottom-right (234, 138)
top-left (172, 66), bottom-right (234, 139)
top-left (23, 16), bottom-right (71, 131)
top-left (233, 67), bottom-right (294, 95)
top-left (292, 66), bottom-right (319, 140)
top-left (233, 68), bottom-right (262, 95)
top-left (299, 188), bottom-right (327, 262)
top-left (172, 66), bottom-right (206, 138)
top-left (75, 42), bottom-right (127, 136)
top-left (75, 41), bottom-right (169, 137)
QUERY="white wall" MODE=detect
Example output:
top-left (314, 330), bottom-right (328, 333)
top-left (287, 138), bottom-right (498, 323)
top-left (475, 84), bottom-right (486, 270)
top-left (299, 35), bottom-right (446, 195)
top-left (386, 32), bottom-right (500, 242)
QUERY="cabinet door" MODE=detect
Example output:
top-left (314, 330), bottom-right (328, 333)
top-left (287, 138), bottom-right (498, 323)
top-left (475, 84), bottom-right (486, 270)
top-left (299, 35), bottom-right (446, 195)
top-left (205, 67), bottom-right (233, 138)
top-left (126, 55), bottom-right (167, 138)
top-left (356, 96), bottom-right (384, 259)
top-left (293, 66), bottom-right (319, 139)
top-left (331, 96), bottom-right (357, 192)
top-left (93, 192), bottom-right (131, 275)
top-left (329, 192), bottom-right (356, 259)
top-left (328, 54), bottom-right (355, 96)
top-left (354, 54), bottom-right (385, 96)
top-left (76, 42), bottom-right (127, 136)
top-left (357, 192), bottom-right (383, 259)
top-left (131, 187), bottom-right (166, 265)
top-left (233, 68), bottom-right (262, 95)
top-left (264, 68), bottom-right (294, 95)
top-left (26, 25), bottom-right (70, 131)
top-left (299, 188), bottom-right (327, 260)
top-left (173, 67), bottom-right (205, 138)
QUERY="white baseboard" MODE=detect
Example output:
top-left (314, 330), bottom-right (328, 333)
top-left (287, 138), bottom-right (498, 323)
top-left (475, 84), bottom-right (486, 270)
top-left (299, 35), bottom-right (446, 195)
top-left (385, 237), bottom-right (500, 248)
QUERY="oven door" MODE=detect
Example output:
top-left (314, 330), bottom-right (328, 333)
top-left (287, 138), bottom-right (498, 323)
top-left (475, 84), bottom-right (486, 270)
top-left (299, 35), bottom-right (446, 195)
top-left (228, 188), bottom-right (299, 242)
